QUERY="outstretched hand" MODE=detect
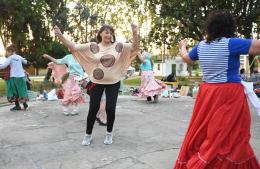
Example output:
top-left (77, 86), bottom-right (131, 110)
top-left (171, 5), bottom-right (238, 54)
top-left (54, 26), bottom-right (62, 36)
top-left (131, 23), bottom-right (139, 34)
top-left (42, 54), bottom-right (49, 59)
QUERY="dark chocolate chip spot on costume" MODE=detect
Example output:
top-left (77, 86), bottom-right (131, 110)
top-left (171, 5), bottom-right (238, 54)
top-left (115, 42), bottom-right (123, 53)
top-left (93, 68), bottom-right (104, 80)
top-left (90, 43), bottom-right (100, 54)
top-left (100, 55), bottom-right (116, 67)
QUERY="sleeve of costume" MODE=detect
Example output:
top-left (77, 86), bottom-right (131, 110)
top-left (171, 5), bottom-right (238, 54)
top-left (70, 43), bottom-right (93, 74)
top-left (120, 43), bottom-right (134, 73)
top-left (56, 55), bottom-right (68, 65)
top-left (0, 57), bottom-right (11, 69)
top-left (229, 38), bottom-right (252, 55)
top-left (188, 44), bottom-right (199, 61)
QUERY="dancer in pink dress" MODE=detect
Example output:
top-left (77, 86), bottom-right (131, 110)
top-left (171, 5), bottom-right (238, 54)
top-left (138, 49), bottom-right (165, 103)
top-left (43, 54), bottom-right (85, 115)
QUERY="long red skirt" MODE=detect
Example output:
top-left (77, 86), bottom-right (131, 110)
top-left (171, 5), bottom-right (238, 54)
top-left (173, 82), bottom-right (260, 169)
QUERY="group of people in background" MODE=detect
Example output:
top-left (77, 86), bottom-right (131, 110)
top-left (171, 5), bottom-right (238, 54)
top-left (1, 9), bottom-right (260, 169)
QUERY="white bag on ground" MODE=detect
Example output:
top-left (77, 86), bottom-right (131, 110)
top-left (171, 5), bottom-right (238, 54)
top-left (47, 89), bottom-right (58, 101)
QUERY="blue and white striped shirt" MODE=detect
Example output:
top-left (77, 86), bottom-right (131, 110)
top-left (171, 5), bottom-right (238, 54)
top-left (189, 38), bottom-right (252, 83)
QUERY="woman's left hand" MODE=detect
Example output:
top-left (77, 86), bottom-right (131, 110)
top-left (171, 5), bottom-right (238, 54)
top-left (179, 39), bottom-right (188, 49)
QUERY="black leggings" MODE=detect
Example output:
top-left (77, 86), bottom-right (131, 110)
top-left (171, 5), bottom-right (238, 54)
top-left (86, 81), bottom-right (120, 134)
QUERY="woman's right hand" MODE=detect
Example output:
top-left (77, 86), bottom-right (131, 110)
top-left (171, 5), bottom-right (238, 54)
top-left (53, 25), bottom-right (75, 51)
top-left (42, 54), bottom-right (49, 59)
top-left (54, 26), bottom-right (62, 37)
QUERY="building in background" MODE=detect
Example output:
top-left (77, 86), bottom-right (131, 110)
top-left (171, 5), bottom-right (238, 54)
top-left (153, 57), bottom-right (189, 77)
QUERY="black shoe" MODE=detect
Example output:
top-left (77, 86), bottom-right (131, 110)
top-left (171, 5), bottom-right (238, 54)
top-left (23, 103), bottom-right (28, 110)
top-left (10, 106), bottom-right (22, 111)
top-left (146, 96), bottom-right (152, 102)
top-left (153, 95), bottom-right (159, 103)
top-left (96, 117), bottom-right (107, 126)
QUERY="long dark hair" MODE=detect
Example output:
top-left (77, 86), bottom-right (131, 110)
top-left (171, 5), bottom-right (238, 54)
top-left (205, 10), bottom-right (236, 43)
top-left (96, 24), bottom-right (116, 44)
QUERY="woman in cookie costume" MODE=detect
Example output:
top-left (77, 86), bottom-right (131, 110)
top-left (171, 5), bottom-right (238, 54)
top-left (54, 23), bottom-right (139, 145)
top-left (173, 11), bottom-right (260, 169)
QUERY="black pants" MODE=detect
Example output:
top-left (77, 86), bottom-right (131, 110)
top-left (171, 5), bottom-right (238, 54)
top-left (86, 81), bottom-right (120, 134)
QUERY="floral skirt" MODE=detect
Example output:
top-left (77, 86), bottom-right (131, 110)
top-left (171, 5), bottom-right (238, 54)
top-left (61, 75), bottom-right (85, 106)
top-left (173, 82), bottom-right (260, 169)
top-left (138, 70), bottom-right (166, 97)
top-left (7, 77), bottom-right (29, 103)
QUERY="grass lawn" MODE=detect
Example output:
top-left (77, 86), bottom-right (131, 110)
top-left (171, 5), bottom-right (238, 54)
top-left (123, 76), bottom-right (141, 86)
top-left (0, 75), bottom-right (165, 96)
top-left (123, 76), bottom-right (163, 86)
top-left (0, 80), bottom-right (6, 96)
top-left (0, 79), bottom-right (51, 95)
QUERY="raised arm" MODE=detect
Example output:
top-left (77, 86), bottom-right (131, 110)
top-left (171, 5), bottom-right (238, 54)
top-left (130, 23), bottom-right (140, 55)
top-left (54, 26), bottom-right (76, 51)
top-left (179, 39), bottom-right (193, 64)
top-left (249, 39), bottom-right (260, 56)
top-left (43, 54), bottom-right (57, 63)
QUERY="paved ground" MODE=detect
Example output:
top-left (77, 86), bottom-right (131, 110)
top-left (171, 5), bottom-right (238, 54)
top-left (0, 96), bottom-right (260, 169)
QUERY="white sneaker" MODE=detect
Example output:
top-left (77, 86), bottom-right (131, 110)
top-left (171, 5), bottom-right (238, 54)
top-left (71, 106), bottom-right (79, 116)
top-left (63, 107), bottom-right (69, 116)
top-left (104, 132), bottom-right (113, 145)
top-left (82, 134), bottom-right (92, 146)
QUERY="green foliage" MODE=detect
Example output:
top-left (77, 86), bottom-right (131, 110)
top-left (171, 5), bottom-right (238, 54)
top-left (68, 0), bottom-right (145, 43)
top-left (46, 41), bottom-right (68, 59)
top-left (146, 0), bottom-right (260, 47)
top-left (0, 0), bottom-right (70, 70)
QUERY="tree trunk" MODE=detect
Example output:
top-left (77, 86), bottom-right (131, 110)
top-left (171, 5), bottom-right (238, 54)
top-left (188, 65), bottom-right (192, 77)
top-left (249, 55), bottom-right (255, 74)
top-left (85, 19), bottom-right (88, 42)
top-left (36, 68), bottom-right (39, 76)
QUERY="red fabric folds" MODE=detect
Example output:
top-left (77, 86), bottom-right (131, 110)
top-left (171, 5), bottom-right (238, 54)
top-left (173, 82), bottom-right (260, 169)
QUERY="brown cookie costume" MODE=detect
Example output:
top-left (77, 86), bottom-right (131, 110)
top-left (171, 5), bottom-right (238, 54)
top-left (70, 41), bottom-right (138, 136)
top-left (71, 42), bottom-right (136, 84)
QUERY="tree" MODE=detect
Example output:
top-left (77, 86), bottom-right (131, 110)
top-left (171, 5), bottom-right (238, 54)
top-left (0, 0), bottom-right (146, 73)
top-left (68, 0), bottom-right (149, 44)
top-left (0, 0), bottom-right (70, 74)
top-left (146, 0), bottom-right (260, 72)
top-left (147, 0), bottom-right (259, 40)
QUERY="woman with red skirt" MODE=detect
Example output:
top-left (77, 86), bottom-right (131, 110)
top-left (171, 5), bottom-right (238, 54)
top-left (174, 11), bottom-right (260, 169)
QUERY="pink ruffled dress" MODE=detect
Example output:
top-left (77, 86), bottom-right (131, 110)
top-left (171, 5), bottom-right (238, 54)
top-left (138, 52), bottom-right (166, 97)
top-left (48, 54), bottom-right (85, 106)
